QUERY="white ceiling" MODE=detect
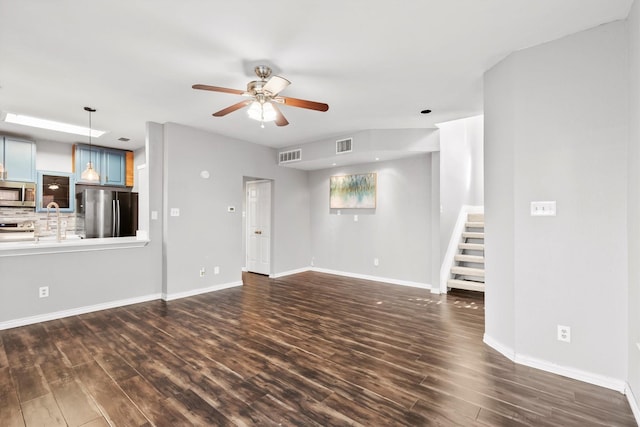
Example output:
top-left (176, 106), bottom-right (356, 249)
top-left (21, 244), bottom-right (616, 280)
top-left (0, 0), bottom-right (633, 151)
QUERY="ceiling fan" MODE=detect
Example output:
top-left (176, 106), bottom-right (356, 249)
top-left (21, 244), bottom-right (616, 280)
top-left (192, 65), bottom-right (329, 127)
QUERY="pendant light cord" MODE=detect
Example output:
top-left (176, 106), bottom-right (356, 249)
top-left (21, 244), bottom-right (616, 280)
top-left (84, 106), bottom-right (96, 164)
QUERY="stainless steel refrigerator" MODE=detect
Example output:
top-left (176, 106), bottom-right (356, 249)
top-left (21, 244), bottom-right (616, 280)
top-left (76, 189), bottom-right (138, 238)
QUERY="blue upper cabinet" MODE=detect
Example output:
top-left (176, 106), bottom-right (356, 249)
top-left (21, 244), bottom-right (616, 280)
top-left (36, 171), bottom-right (75, 213)
top-left (74, 144), bottom-right (128, 187)
top-left (74, 144), bottom-right (102, 184)
top-left (1, 137), bottom-right (36, 182)
top-left (103, 149), bottom-right (126, 186)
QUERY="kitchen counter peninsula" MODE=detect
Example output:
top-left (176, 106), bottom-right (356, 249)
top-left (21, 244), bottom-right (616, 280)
top-left (0, 236), bottom-right (149, 257)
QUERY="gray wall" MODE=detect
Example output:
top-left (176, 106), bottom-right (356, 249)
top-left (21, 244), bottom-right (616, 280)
top-left (160, 123), bottom-right (310, 297)
top-left (628, 0), bottom-right (640, 408)
top-left (439, 115), bottom-right (484, 260)
top-left (309, 154), bottom-right (435, 286)
top-left (484, 54), bottom-right (517, 353)
top-left (484, 21), bottom-right (628, 381)
top-left (0, 126), bottom-right (164, 324)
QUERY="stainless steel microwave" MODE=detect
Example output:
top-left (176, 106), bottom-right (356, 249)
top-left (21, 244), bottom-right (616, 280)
top-left (0, 181), bottom-right (36, 207)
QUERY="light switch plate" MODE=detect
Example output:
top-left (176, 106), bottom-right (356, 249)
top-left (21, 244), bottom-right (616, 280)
top-left (531, 201), bottom-right (556, 216)
top-left (151, 211), bottom-right (158, 220)
top-left (170, 208), bottom-right (180, 217)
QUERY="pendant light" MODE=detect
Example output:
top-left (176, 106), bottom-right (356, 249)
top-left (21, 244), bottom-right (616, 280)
top-left (81, 106), bottom-right (100, 181)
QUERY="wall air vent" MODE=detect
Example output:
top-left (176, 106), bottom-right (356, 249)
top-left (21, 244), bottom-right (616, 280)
top-left (336, 137), bottom-right (353, 154)
top-left (279, 149), bottom-right (302, 164)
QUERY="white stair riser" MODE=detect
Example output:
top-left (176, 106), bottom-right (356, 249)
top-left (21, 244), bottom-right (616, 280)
top-left (447, 279), bottom-right (485, 292)
top-left (454, 255), bottom-right (485, 264)
top-left (451, 266), bottom-right (485, 277)
top-left (462, 232), bottom-right (485, 239)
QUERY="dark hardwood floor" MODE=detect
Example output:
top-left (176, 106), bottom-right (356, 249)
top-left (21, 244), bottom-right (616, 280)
top-left (0, 271), bottom-right (636, 426)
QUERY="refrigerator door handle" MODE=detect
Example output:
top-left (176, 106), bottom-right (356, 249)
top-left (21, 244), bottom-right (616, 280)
top-left (112, 200), bottom-right (117, 236)
top-left (116, 199), bottom-right (121, 237)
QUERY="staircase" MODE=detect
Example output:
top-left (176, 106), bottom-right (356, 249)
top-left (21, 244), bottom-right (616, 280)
top-left (447, 213), bottom-right (485, 292)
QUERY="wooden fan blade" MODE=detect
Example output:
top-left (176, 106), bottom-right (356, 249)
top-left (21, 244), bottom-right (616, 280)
top-left (213, 100), bottom-right (251, 117)
top-left (279, 96), bottom-right (329, 112)
top-left (272, 103), bottom-right (289, 127)
top-left (263, 76), bottom-right (290, 96)
top-left (192, 84), bottom-right (245, 95)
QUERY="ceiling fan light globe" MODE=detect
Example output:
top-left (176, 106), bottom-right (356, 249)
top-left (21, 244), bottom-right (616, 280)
top-left (262, 102), bottom-right (277, 122)
top-left (247, 101), bottom-right (263, 121)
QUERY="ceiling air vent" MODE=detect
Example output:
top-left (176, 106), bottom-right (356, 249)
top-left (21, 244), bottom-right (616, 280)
top-left (336, 137), bottom-right (353, 154)
top-left (279, 149), bottom-right (302, 164)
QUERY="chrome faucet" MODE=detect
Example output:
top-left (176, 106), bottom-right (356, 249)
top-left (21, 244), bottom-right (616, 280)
top-left (46, 201), bottom-right (61, 242)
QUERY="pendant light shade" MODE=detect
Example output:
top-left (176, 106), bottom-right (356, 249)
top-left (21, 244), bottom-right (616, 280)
top-left (81, 107), bottom-right (100, 182)
top-left (81, 162), bottom-right (100, 181)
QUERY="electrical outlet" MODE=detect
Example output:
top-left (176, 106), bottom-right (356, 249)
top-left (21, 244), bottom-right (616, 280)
top-left (39, 286), bottom-right (49, 298)
top-left (199, 267), bottom-right (205, 277)
top-left (557, 325), bottom-right (571, 343)
top-left (374, 258), bottom-right (379, 267)
top-left (170, 208), bottom-right (180, 217)
top-left (214, 266), bottom-right (220, 275)
top-left (354, 215), bottom-right (358, 222)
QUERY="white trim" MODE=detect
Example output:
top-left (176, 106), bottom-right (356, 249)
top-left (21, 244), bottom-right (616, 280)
top-left (515, 354), bottom-right (625, 393)
top-left (625, 383), bottom-right (640, 425)
top-left (311, 267), bottom-right (431, 290)
top-left (0, 293), bottom-right (161, 331)
top-left (484, 333), bottom-right (626, 393)
top-left (440, 205), bottom-right (484, 293)
top-left (483, 333), bottom-right (516, 361)
top-left (270, 267), bottom-right (312, 278)
top-left (162, 281), bottom-right (242, 301)
top-left (0, 237), bottom-right (149, 257)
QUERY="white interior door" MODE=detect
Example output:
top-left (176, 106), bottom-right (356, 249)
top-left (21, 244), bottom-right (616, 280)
top-left (246, 181), bottom-right (271, 275)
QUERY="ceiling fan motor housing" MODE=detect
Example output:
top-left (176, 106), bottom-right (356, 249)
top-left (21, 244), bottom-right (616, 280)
top-left (254, 65), bottom-right (272, 80)
top-left (247, 80), bottom-right (266, 95)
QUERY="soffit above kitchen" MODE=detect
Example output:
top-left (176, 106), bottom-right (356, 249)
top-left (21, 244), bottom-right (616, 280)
top-left (0, 0), bottom-right (632, 151)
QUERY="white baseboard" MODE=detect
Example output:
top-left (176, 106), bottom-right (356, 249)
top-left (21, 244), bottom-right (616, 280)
top-left (625, 383), bottom-right (640, 425)
top-left (483, 333), bottom-right (516, 361)
top-left (483, 333), bottom-right (625, 393)
top-left (0, 293), bottom-right (162, 331)
top-left (515, 354), bottom-right (625, 393)
top-left (440, 205), bottom-right (484, 294)
top-left (311, 267), bottom-right (431, 290)
top-left (162, 281), bottom-right (242, 301)
top-left (270, 267), bottom-right (312, 278)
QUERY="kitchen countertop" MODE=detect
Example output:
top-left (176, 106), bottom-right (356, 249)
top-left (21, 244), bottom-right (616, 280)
top-left (0, 235), bottom-right (150, 257)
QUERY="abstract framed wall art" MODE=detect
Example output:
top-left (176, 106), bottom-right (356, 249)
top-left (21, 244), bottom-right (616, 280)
top-left (330, 173), bottom-right (377, 209)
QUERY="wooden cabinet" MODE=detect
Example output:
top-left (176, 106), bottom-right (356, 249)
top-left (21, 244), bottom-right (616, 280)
top-left (73, 144), bottom-right (131, 187)
top-left (0, 137), bottom-right (36, 182)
